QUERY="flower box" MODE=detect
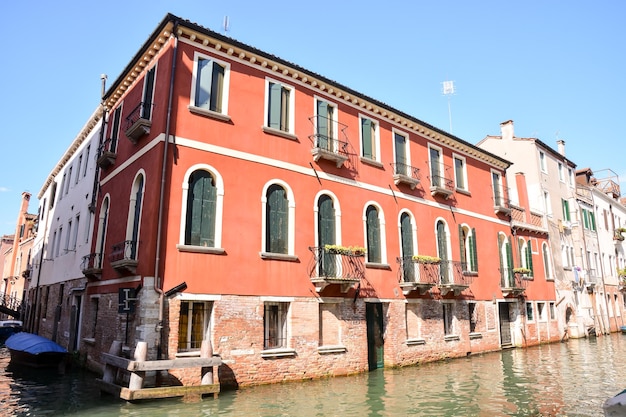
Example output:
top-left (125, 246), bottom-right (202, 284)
top-left (324, 245), bottom-right (366, 256)
top-left (412, 255), bottom-right (441, 264)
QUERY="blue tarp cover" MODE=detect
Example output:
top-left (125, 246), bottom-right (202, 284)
top-left (5, 332), bottom-right (67, 355)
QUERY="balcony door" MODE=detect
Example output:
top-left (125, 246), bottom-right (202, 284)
top-left (436, 220), bottom-right (449, 284)
top-left (400, 213), bottom-right (415, 282)
top-left (317, 195), bottom-right (336, 277)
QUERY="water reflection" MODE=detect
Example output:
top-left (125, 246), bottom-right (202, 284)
top-left (1, 336), bottom-right (626, 416)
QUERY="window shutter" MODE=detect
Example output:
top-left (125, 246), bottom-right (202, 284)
top-left (362, 118), bottom-right (373, 159)
top-left (400, 213), bottom-right (414, 257)
top-left (318, 195), bottom-right (336, 276)
top-left (195, 58), bottom-right (212, 109)
top-left (142, 67), bottom-right (155, 119)
top-left (471, 228), bottom-right (478, 271)
top-left (394, 133), bottom-right (407, 174)
top-left (366, 206), bottom-right (381, 263)
top-left (590, 211), bottom-right (596, 231)
top-left (186, 171), bottom-right (216, 247)
top-left (268, 83), bottom-right (282, 129)
top-left (458, 225), bottom-right (467, 268)
top-left (267, 185), bottom-right (288, 254)
top-left (498, 235), bottom-right (505, 284)
top-left (280, 87), bottom-right (290, 131)
top-left (130, 176), bottom-right (144, 258)
top-left (430, 148), bottom-right (441, 186)
top-left (110, 107), bottom-right (121, 152)
top-left (317, 100), bottom-right (329, 149)
top-left (526, 244), bottom-right (534, 276)
top-left (505, 238), bottom-right (514, 281)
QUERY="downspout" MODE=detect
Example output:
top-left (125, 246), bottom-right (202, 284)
top-left (89, 75), bottom-right (108, 213)
top-left (154, 21), bottom-right (179, 359)
top-left (31, 202), bottom-right (51, 334)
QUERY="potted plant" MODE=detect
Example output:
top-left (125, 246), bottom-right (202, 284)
top-left (615, 228), bottom-right (626, 241)
top-left (513, 267), bottom-right (532, 277)
top-left (412, 255), bottom-right (441, 264)
top-left (324, 245), bottom-right (366, 256)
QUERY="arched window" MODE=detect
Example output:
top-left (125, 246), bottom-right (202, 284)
top-left (185, 170), bottom-right (217, 247)
top-left (436, 220), bottom-right (450, 283)
top-left (366, 205), bottom-right (381, 263)
top-left (498, 233), bottom-right (513, 287)
top-left (317, 194), bottom-right (336, 276)
top-left (518, 238), bottom-right (534, 277)
top-left (127, 173), bottom-right (145, 259)
top-left (400, 212), bottom-right (416, 282)
top-left (266, 184), bottom-right (288, 254)
top-left (459, 225), bottom-right (478, 273)
top-left (542, 242), bottom-right (552, 280)
top-left (95, 196), bottom-right (110, 268)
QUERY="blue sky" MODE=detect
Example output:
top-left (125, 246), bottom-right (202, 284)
top-left (0, 0), bottom-right (624, 235)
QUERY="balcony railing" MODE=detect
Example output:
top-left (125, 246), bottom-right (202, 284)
top-left (396, 256), bottom-right (439, 294)
top-left (110, 240), bottom-right (138, 273)
top-left (391, 163), bottom-right (421, 190)
top-left (124, 102), bottom-right (152, 143)
top-left (308, 115), bottom-right (349, 168)
top-left (439, 260), bottom-right (472, 296)
top-left (500, 269), bottom-right (529, 296)
top-left (81, 253), bottom-right (103, 279)
top-left (429, 174), bottom-right (454, 199)
top-left (96, 138), bottom-right (117, 169)
top-left (494, 191), bottom-right (512, 216)
top-left (308, 246), bottom-right (365, 293)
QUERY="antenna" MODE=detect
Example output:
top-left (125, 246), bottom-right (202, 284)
top-left (442, 80), bottom-right (455, 133)
top-left (222, 16), bottom-right (230, 33)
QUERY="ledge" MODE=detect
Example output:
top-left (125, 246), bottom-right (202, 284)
top-left (360, 157), bottom-right (384, 169)
top-left (260, 348), bottom-right (296, 359)
top-left (188, 105), bottom-right (232, 123)
top-left (365, 262), bottom-right (391, 270)
top-left (176, 244), bottom-right (226, 255)
top-left (444, 335), bottom-right (460, 342)
top-left (456, 188), bottom-right (471, 196)
top-left (82, 338), bottom-right (96, 346)
top-left (406, 338), bottom-right (426, 346)
top-left (262, 126), bottom-right (298, 141)
top-left (260, 252), bottom-right (299, 262)
top-left (317, 345), bottom-right (347, 354)
top-left (469, 332), bottom-right (483, 340)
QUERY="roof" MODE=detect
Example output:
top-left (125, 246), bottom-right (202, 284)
top-left (102, 13), bottom-right (511, 170)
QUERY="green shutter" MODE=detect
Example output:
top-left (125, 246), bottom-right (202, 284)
top-left (362, 118), bottom-right (373, 159)
top-left (471, 228), bottom-right (478, 272)
top-left (318, 195), bottom-right (335, 276)
top-left (268, 82), bottom-right (282, 129)
top-left (210, 62), bottom-right (225, 112)
top-left (458, 225), bottom-right (467, 269)
top-left (366, 206), bottom-right (381, 263)
top-left (142, 67), bottom-right (155, 119)
top-left (400, 213), bottom-right (414, 282)
top-left (590, 211), bottom-right (596, 231)
top-left (526, 244), bottom-right (534, 277)
top-left (186, 171), bottom-right (216, 247)
top-left (267, 185), bottom-right (288, 254)
top-left (195, 58), bottom-right (212, 109)
top-left (394, 133), bottom-right (407, 174)
top-left (317, 100), bottom-right (329, 149)
top-left (498, 235), bottom-right (505, 285)
top-left (506, 238), bottom-right (514, 282)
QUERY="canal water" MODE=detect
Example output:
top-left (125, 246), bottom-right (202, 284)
top-left (2, 334), bottom-right (626, 417)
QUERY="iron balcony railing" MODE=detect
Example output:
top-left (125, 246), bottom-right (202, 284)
top-left (110, 240), bottom-right (138, 263)
top-left (81, 252), bottom-right (103, 271)
top-left (500, 268), bottom-right (530, 291)
top-left (125, 102), bottom-right (151, 132)
top-left (391, 163), bottom-right (421, 180)
top-left (0, 291), bottom-right (23, 313)
top-left (396, 256), bottom-right (440, 285)
top-left (439, 260), bottom-right (472, 287)
top-left (430, 174), bottom-right (455, 192)
top-left (308, 246), bottom-right (365, 282)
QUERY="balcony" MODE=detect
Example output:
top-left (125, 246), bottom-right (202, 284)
top-left (429, 174), bottom-right (454, 199)
top-left (309, 115), bottom-right (349, 168)
top-left (500, 270), bottom-right (529, 297)
top-left (308, 246), bottom-right (365, 293)
top-left (438, 260), bottom-right (472, 296)
top-left (493, 192), bottom-right (512, 216)
top-left (124, 102), bottom-right (152, 144)
top-left (396, 256), bottom-right (439, 295)
top-left (391, 163), bottom-right (420, 190)
top-left (81, 253), bottom-right (103, 279)
top-left (585, 270), bottom-right (598, 292)
top-left (96, 139), bottom-right (117, 169)
top-left (109, 241), bottom-right (138, 274)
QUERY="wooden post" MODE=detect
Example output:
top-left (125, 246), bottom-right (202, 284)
top-left (102, 341), bottom-right (122, 384)
top-left (200, 339), bottom-right (213, 385)
top-left (128, 341), bottom-right (147, 391)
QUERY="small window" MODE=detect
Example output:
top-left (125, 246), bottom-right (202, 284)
top-left (109, 106), bottom-right (122, 152)
top-left (266, 184), bottom-right (289, 254)
top-left (469, 303), bottom-right (477, 333)
top-left (360, 116), bottom-right (379, 161)
top-left (178, 301), bottom-right (211, 352)
top-left (558, 162), bottom-right (564, 182)
top-left (562, 199), bottom-right (571, 222)
top-left (366, 205), bottom-right (381, 263)
top-left (264, 302), bottom-right (289, 349)
top-left (549, 302), bottom-right (556, 320)
top-left (453, 155), bottom-right (467, 190)
top-left (443, 303), bottom-right (454, 335)
top-left (539, 151), bottom-right (547, 172)
top-left (537, 302), bottom-right (546, 321)
top-left (266, 80), bottom-right (293, 133)
top-left (191, 55), bottom-right (229, 115)
top-left (526, 302), bottom-right (534, 321)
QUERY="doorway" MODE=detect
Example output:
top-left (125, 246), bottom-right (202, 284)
top-left (498, 302), bottom-right (512, 347)
top-left (366, 303), bottom-right (384, 370)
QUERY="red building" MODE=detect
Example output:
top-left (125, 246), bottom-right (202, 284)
top-left (81, 14), bottom-right (558, 386)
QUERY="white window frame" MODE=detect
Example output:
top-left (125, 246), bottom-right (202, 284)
top-left (177, 299), bottom-right (213, 353)
top-left (188, 51), bottom-right (231, 119)
top-left (260, 180), bottom-right (296, 256)
top-left (453, 153), bottom-right (468, 191)
top-left (358, 114), bottom-right (380, 162)
top-left (392, 128), bottom-right (412, 174)
top-left (539, 151), bottom-right (547, 173)
top-left (362, 201), bottom-right (388, 265)
top-left (264, 77), bottom-right (295, 135)
top-left (428, 144), bottom-right (444, 183)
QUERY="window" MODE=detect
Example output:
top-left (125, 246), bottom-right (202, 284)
top-left (76, 155), bottom-right (82, 184)
top-left (50, 231), bottom-right (57, 260)
top-left (366, 205), bottom-right (382, 263)
top-left (558, 162), bottom-right (564, 182)
top-left (185, 170), bottom-right (217, 247)
top-left (141, 66), bottom-right (156, 119)
top-left (190, 54), bottom-right (229, 115)
top-left (317, 194), bottom-right (337, 277)
top-left (319, 303), bottom-right (342, 347)
top-left (543, 191), bottom-right (551, 216)
top-left (83, 146), bottom-right (90, 177)
top-left (526, 302), bottom-right (534, 321)
top-left (49, 182), bottom-right (57, 209)
top-left (539, 151), bottom-right (546, 172)
top-left (549, 302), bottom-right (556, 320)
top-left (71, 215), bottom-right (80, 251)
top-left (66, 167), bottom-right (72, 194)
top-left (95, 196), bottom-right (110, 267)
top-left (436, 220), bottom-right (451, 283)
top-left (178, 301), bottom-right (211, 352)
top-left (582, 208), bottom-right (596, 231)
top-left (562, 199), bottom-right (571, 222)
top-left (469, 303), bottom-right (478, 333)
top-left (459, 225), bottom-right (478, 273)
top-left (393, 131), bottom-right (410, 175)
top-left (360, 115), bottom-right (379, 161)
top-left (109, 106), bottom-right (122, 152)
top-left (265, 80), bottom-right (293, 133)
top-left (264, 302), bottom-right (288, 349)
top-left (266, 184), bottom-right (288, 254)
top-left (57, 227), bottom-right (63, 256)
top-left (60, 173), bottom-right (66, 200)
top-left (542, 243), bottom-right (553, 280)
top-left (537, 302), bottom-right (546, 321)
top-left (399, 212), bottom-right (416, 282)
top-left (65, 220), bottom-right (72, 253)
top-left (519, 238), bottom-right (534, 277)
top-left (498, 233), bottom-right (514, 287)
top-left (127, 173), bottom-right (145, 260)
top-left (315, 99), bottom-right (337, 151)
top-left (568, 167), bottom-right (574, 186)
top-left (453, 155), bottom-right (467, 190)
top-left (492, 171), bottom-right (505, 206)
top-left (429, 146), bottom-right (443, 187)
top-left (443, 302), bottom-right (454, 335)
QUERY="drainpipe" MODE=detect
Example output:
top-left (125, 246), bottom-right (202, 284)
top-left (89, 75), bottom-right (108, 213)
top-left (30, 199), bottom-right (51, 334)
top-left (154, 21), bottom-right (179, 359)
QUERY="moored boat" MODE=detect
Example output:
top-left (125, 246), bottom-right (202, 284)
top-left (604, 389), bottom-right (626, 416)
top-left (5, 332), bottom-right (68, 368)
top-left (620, 326), bottom-right (626, 334)
top-left (0, 320), bottom-right (23, 342)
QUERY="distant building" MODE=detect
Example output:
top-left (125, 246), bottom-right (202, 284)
top-left (58, 14), bottom-right (561, 387)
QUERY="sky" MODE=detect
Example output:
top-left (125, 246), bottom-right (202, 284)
top-left (0, 0), bottom-right (624, 236)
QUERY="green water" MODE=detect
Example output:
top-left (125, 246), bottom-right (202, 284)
top-left (1, 334), bottom-right (625, 416)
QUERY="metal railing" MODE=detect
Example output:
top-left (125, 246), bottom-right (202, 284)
top-left (110, 240), bottom-right (138, 263)
top-left (81, 252), bottom-right (103, 271)
top-left (391, 163), bottom-right (420, 180)
top-left (308, 246), bottom-right (365, 281)
top-left (124, 102), bottom-right (151, 132)
top-left (396, 256), bottom-right (440, 285)
top-left (500, 268), bottom-right (530, 290)
top-left (439, 260), bottom-right (472, 286)
top-left (430, 174), bottom-right (454, 192)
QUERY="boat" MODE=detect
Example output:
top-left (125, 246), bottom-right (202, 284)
top-left (0, 320), bottom-right (23, 342)
top-left (604, 389), bottom-right (626, 416)
top-left (5, 332), bottom-right (68, 368)
top-left (620, 326), bottom-right (626, 334)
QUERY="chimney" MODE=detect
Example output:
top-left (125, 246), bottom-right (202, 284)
top-left (500, 120), bottom-right (514, 141)
top-left (557, 140), bottom-right (566, 156)
top-left (515, 172), bottom-right (530, 215)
